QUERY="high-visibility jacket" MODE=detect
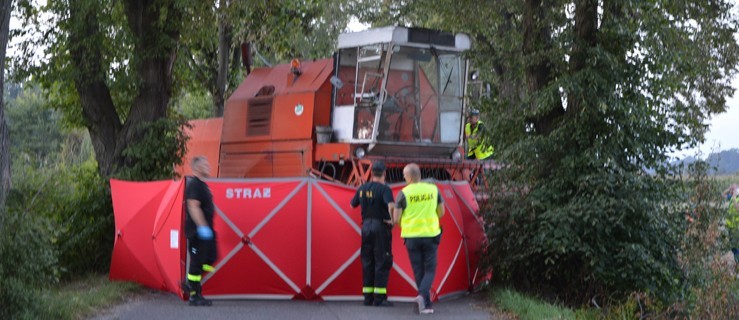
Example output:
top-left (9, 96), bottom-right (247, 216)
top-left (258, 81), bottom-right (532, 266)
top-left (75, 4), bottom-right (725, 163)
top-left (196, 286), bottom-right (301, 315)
top-left (465, 121), bottom-right (494, 160)
top-left (400, 182), bottom-right (441, 238)
top-left (727, 196), bottom-right (739, 230)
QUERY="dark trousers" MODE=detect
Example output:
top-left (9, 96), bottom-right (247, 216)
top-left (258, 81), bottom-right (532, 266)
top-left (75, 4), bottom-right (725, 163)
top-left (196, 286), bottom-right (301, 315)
top-left (404, 237), bottom-right (438, 309)
top-left (361, 219), bottom-right (393, 293)
top-left (187, 236), bottom-right (218, 293)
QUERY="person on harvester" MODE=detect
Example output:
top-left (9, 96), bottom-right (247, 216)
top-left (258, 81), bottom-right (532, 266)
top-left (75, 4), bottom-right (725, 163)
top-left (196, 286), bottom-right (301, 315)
top-left (182, 156), bottom-right (218, 306)
top-left (465, 109), bottom-right (494, 160)
top-left (351, 160), bottom-right (396, 307)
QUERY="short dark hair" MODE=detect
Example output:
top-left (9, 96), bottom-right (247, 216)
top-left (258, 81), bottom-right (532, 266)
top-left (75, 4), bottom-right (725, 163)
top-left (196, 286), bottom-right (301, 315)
top-left (371, 161), bottom-right (386, 176)
top-left (191, 155), bottom-right (207, 168)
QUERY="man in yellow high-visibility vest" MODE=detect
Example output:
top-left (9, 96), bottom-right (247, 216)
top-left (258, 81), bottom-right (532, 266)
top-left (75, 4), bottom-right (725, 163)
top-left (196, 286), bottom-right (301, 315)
top-left (464, 109), bottom-right (493, 160)
top-left (393, 163), bottom-right (444, 315)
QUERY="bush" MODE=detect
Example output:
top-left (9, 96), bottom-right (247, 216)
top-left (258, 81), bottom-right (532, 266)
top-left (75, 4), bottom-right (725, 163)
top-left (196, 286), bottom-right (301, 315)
top-left (486, 160), bottom-right (683, 305)
top-left (117, 117), bottom-right (190, 181)
top-left (9, 160), bottom-right (114, 277)
top-left (0, 207), bottom-right (59, 319)
top-left (487, 162), bottom-right (739, 319)
top-left (54, 162), bottom-right (114, 274)
top-left (664, 161), bottom-right (739, 319)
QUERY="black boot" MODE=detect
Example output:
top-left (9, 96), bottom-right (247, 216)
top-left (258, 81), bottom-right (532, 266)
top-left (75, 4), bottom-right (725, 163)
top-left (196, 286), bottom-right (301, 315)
top-left (363, 293), bottom-right (374, 306)
top-left (180, 279), bottom-right (193, 299)
top-left (373, 294), bottom-right (393, 307)
top-left (187, 281), bottom-right (212, 306)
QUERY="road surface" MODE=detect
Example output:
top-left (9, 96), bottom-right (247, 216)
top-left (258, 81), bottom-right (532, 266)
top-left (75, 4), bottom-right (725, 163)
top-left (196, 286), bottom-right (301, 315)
top-left (92, 291), bottom-right (501, 320)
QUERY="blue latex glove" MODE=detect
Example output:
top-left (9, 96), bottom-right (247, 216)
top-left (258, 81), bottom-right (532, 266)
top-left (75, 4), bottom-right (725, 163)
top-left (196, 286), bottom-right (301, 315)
top-left (197, 226), bottom-right (213, 240)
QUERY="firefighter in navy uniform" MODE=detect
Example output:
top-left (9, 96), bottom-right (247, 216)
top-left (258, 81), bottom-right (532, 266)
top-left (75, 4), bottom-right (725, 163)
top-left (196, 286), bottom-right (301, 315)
top-left (350, 160), bottom-right (396, 307)
top-left (182, 156), bottom-right (218, 306)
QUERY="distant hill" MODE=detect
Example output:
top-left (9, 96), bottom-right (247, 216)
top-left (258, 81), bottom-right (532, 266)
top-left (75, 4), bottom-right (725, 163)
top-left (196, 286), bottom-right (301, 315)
top-left (677, 148), bottom-right (739, 175)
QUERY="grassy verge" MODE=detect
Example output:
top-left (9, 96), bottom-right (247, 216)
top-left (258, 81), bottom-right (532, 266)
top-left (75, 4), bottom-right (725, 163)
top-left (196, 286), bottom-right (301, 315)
top-left (35, 274), bottom-right (143, 320)
top-left (489, 287), bottom-right (596, 320)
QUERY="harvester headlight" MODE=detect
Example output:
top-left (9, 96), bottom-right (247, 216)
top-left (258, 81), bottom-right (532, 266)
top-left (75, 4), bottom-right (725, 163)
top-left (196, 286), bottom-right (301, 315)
top-left (470, 70), bottom-right (479, 81)
top-left (355, 147), bottom-right (366, 159)
top-left (451, 150), bottom-right (462, 161)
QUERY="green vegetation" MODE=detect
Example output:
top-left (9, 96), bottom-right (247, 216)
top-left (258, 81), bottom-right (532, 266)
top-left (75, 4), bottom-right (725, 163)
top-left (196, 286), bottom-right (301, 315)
top-left (2, 0), bottom-right (739, 319)
top-left (36, 275), bottom-right (141, 320)
top-left (374, 0), bottom-right (739, 317)
top-left (490, 288), bottom-right (582, 320)
top-left (0, 206), bottom-right (59, 319)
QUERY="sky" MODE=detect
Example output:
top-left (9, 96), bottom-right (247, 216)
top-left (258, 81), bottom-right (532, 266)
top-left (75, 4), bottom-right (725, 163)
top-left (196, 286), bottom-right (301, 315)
top-left (699, 3), bottom-right (739, 156)
top-left (694, 82), bottom-right (739, 157)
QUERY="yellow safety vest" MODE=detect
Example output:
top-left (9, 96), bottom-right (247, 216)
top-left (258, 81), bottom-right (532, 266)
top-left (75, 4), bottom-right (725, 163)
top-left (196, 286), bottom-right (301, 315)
top-left (727, 196), bottom-right (739, 230)
top-left (465, 121), bottom-right (494, 160)
top-left (400, 183), bottom-right (441, 238)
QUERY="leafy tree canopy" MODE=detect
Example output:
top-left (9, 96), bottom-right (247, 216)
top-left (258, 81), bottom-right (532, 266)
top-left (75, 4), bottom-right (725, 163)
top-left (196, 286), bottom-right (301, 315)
top-left (370, 0), bottom-right (739, 304)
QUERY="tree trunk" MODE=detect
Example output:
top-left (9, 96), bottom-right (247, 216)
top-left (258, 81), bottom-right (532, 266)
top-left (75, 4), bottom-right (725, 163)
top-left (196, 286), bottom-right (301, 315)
top-left (214, 0), bottom-right (231, 117)
top-left (68, 1), bottom-right (124, 177)
top-left (118, 0), bottom-right (180, 169)
top-left (68, 0), bottom-right (181, 177)
top-left (522, 0), bottom-right (564, 135)
top-left (567, 0), bottom-right (598, 116)
top-left (0, 0), bottom-right (13, 212)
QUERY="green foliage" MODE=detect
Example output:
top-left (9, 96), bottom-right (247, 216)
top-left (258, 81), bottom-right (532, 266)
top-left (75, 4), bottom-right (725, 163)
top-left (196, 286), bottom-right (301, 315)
top-left (14, 0), bottom-right (136, 127)
top-left (55, 162), bottom-right (115, 274)
top-left (666, 161), bottom-right (739, 318)
top-left (36, 274), bottom-right (142, 320)
top-left (372, 0), bottom-right (739, 307)
top-left (490, 287), bottom-right (581, 320)
top-left (6, 85), bottom-right (64, 166)
top-left (486, 163), bottom-right (684, 303)
top-left (117, 117), bottom-right (190, 181)
top-left (173, 90), bottom-right (214, 120)
top-left (9, 160), bottom-right (113, 277)
top-left (0, 207), bottom-right (59, 320)
top-left (176, 0), bottom-right (344, 116)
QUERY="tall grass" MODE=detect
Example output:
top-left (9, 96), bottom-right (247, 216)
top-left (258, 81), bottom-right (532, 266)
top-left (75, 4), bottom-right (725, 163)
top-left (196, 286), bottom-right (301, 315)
top-left (490, 288), bottom-right (591, 320)
top-left (35, 274), bottom-right (142, 320)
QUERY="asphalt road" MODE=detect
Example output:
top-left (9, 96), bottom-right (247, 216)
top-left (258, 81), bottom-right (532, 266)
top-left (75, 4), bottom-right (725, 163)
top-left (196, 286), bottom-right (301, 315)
top-left (92, 291), bottom-right (497, 320)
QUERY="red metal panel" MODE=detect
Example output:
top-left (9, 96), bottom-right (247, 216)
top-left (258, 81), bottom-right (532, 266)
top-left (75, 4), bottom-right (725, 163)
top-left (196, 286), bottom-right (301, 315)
top-left (313, 79), bottom-right (333, 127)
top-left (271, 93), bottom-right (316, 141)
top-left (177, 118), bottom-right (223, 177)
top-left (228, 59), bottom-right (333, 101)
top-left (222, 59), bottom-right (333, 146)
top-left (314, 143), bottom-right (352, 162)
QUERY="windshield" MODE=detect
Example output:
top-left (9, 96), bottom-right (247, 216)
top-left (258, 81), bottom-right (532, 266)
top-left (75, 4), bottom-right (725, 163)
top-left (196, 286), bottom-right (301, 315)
top-left (377, 46), bottom-right (464, 144)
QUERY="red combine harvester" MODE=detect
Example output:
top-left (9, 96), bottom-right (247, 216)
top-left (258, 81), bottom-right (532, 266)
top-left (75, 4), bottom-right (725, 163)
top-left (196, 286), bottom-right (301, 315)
top-left (110, 26), bottom-right (490, 303)
top-left (184, 26), bottom-right (492, 190)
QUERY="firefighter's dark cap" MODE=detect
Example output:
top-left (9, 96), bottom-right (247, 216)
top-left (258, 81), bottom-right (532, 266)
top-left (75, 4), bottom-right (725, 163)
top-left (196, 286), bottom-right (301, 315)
top-left (469, 109), bottom-right (480, 116)
top-left (372, 161), bottom-right (386, 174)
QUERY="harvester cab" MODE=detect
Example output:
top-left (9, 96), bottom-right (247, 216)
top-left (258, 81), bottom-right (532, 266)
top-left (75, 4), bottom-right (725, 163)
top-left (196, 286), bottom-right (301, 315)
top-left (331, 27), bottom-right (470, 162)
top-left (187, 26), bottom-right (490, 192)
